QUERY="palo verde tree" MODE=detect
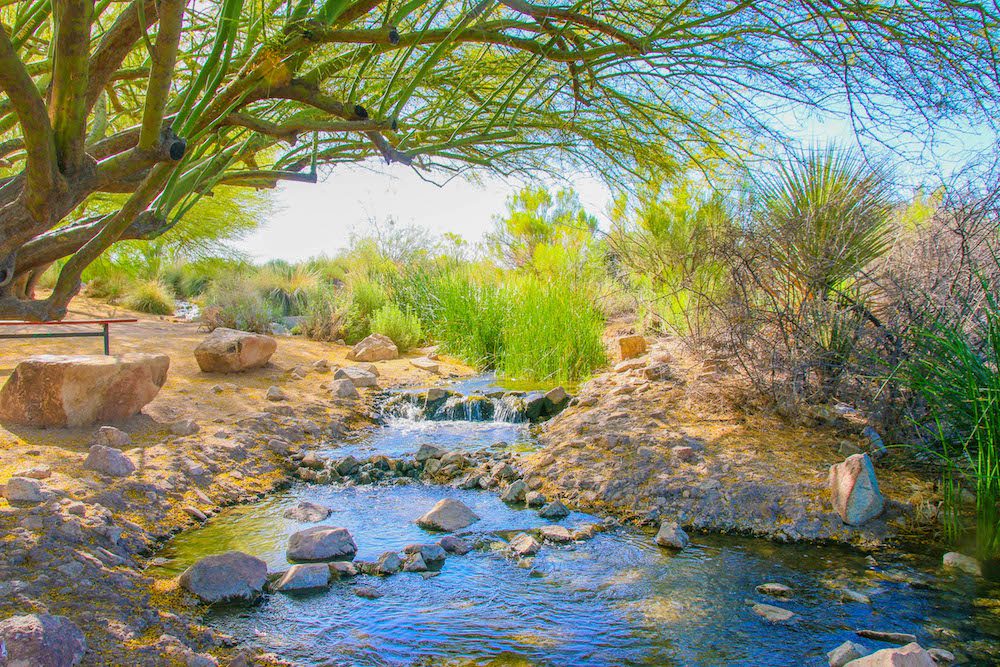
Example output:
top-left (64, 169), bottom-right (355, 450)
top-left (0, 0), bottom-right (997, 320)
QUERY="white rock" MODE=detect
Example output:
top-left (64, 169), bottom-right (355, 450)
top-left (942, 551), bottom-right (981, 577)
top-left (752, 602), bottom-right (795, 623)
top-left (828, 640), bottom-right (868, 667)
top-left (843, 643), bottom-right (936, 666)
top-left (329, 379), bottom-right (359, 399)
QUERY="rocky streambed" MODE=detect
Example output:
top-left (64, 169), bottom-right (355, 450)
top-left (150, 374), bottom-right (999, 666)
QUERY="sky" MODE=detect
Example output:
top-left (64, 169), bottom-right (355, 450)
top-left (233, 164), bottom-right (613, 263)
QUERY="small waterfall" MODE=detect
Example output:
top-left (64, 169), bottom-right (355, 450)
top-left (378, 383), bottom-right (567, 424)
top-left (493, 395), bottom-right (526, 423)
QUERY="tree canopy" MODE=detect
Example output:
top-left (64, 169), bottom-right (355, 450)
top-left (0, 0), bottom-right (997, 320)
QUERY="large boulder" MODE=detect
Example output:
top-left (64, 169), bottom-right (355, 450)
top-left (194, 328), bottom-right (276, 373)
top-left (178, 551), bottom-right (267, 604)
top-left (347, 334), bottom-right (398, 362)
top-left (0, 613), bottom-right (87, 667)
top-left (844, 643), bottom-right (936, 667)
top-left (286, 526), bottom-right (357, 562)
top-left (415, 498), bottom-right (480, 532)
top-left (829, 453), bottom-right (885, 526)
top-left (272, 563), bottom-right (332, 593)
top-left (83, 444), bottom-right (135, 478)
top-left (0, 353), bottom-right (169, 427)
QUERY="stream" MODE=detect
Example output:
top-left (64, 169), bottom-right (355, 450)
top-left (152, 375), bottom-right (1000, 666)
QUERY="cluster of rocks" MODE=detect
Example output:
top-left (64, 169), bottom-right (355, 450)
top-left (381, 385), bottom-right (571, 423)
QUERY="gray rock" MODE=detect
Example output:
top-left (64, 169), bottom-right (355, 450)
top-left (415, 498), bottom-right (480, 532)
top-left (0, 614), bottom-right (87, 667)
top-left (926, 648), bottom-right (955, 664)
top-left (169, 419), bottom-right (200, 436)
top-left (287, 526), bottom-right (358, 562)
top-left (13, 466), bottom-right (50, 479)
top-left (500, 480), bottom-right (528, 503)
top-left (844, 643), bottom-right (935, 666)
top-left (415, 444), bottom-right (446, 462)
top-left (179, 551), bottom-right (267, 604)
top-left (828, 640), bottom-right (868, 667)
top-left (335, 455), bottom-right (360, 476)
top-left (83, 444), bottom-right (135, 477)
top-left (266, 386), bottom-right (287, 401)
top-left (273, 563), bottom-right (331, 592)
top-left (330, 379), bottom-right (360, 399)
top-left (354, 585), bottom-right (383, 599)
top-left (333, 367), bottom-right (378, 388)
top-left (538, 500), bottom-right (569, 519)
top-left (347, 334), bottom-right (398, 362)
top-left (329, 561), bottom-right (358, 578)
top-left (855, 630), bottom-right (918, 645)
top-left (403, 552), bottom-right (428, 572)
top-left (525, 491), bottom-right (546, 507)
top-left (376, 551), bottom-right (402, 575)
top-left (655, 522), bottom-right (689, 550)
top-left (539, 525), bottom-right (573, 543)
top-left (437, 535), bottom-right (471, 555)
top-left (752, 602), bottom-right (795, 622)
top-left (756, 582), bottom-right (792, 598)
top-left (829, 453), bottom-right (884, 526)
top-left (283, 501), bottom-right (332, 523)
top-left (403, 543), bottom-right (446, 567)
top-left (508, 532), bottom-right (541, 556)
top-left (942, 551), bottom-right (981, 577)
top-left (3, 477), bottom-right (44, 503)
top-left (94, 425), bottom-right (131, 447)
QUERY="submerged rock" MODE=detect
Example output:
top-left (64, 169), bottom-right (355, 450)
top-left (347, 334), bottom-right (398, 362)
top-left (0, 613), bottom-right (87, 667)
top-left (179, 551), bottom-right (267, 604)
top-left (283, 501), bottom-right (332, 523)
top-left (84, 444), bottom-right (135, 477)
top-left (415, 498), bottom-right (480, 532)
top-left (756, 582), bottom-right (792, 598)
top-left (273, 563), bottom-right (331, 592)
top-left (437, 535), bottom-right (471, 555)
top-left (287, 526), bottom-right (358, 562)
top-left (829, 453), bottom-right (885, 526)
top-left (828, 640), bottom-right (868, 667)
top-left (655, 522), bottom-right (690, 550)
top-left (752, 602), bottom-right (795, 623)
top-left (195, 328), bottom-right (275, 373)
top-left (843, 643), bottom-right (935, 666)
top-left (855, 630), bottom-right (918, 645)
top-left (942, 551), bottom-right (981, 577)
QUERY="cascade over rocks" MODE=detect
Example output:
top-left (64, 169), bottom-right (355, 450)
top-left (829, 453), bottom-right (885, 526)
top-left (0, 353), bottom-right (169, 427)
top-left (347, 334), bottom-right (399, 362)
top-left (0, 614), bottom-right (87, 667)
top-left (194, 328), bottom-right (276, 373)
top-left (178, 551), bottom-right (268, 604)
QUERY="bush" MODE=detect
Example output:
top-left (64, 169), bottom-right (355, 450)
top-left (371, 303), bottom-right (423, 352)
top-left (201, 278), bottom-right (276, 334)
top-left (252, 263), bottom-right (321, 316)
top-left (301, 288), bottom-right (343, 341)
top-left (341, 279), bottom-right (389, 343)
top-left (83, 274), bottom-right (130, 303)
top-left (123, 279), bottom-right (177, 315)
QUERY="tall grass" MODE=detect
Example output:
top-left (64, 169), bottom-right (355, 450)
top-left (371, 303), bottom-right (423, 352)
top-left (905, 290), bottom-right (1000, 562)
top-left (123, 279), bottom-right (177, 315)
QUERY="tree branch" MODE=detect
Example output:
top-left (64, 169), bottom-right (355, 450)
top-left (138, 0), bottom-right (185, 150)
top-left (50, 0), bottom-right (95, 174)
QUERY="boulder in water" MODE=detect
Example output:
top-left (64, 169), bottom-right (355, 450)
top-left (437, 535), bottom-right (471, 555)
top-left (655, 522), bottom-right (690, 550)
top-left (942, 551), bottom-right (981, 577)
top-left (842, 643), bottom-right (935, 666)
top-left (0, 353), bottom-right (169, 427)
top-left (273, 563), bottom-right (331, 593)
top-left (194, 328), bottom-right (276, 373)
top-left (829, 453), bottom-right (885, 526)
top-left (287, 526), bottom-right (357, 562)
top-left (539, 525), bottom-right (573, 543)
top-left (179, 551), bottom-right (267, 604)
top-left (538, 499), bottom-right (569, 519)
top-left (402, 552), bottom-right (428, 572)
top-left (828, 641), bottom-right (869, 667)
top-left (525, 491), bottom-right (546, 507)
top-left (543, 386), bottom-right (569, 414)
top-left (756, 582), bottom-right (792, 598)
top-left (375, 551), bottom-right (403, 575)
top-left (415, 498), bottom-right (480, 532)
top-left (508, 532), bottom-right (541, 556)
top-left (415, 443), bottom-right (445, 462)
top-left (500, 479), bottom-right (528, 503)
top-left (347, 334), bottom-right (398, 362)
top-left (752, 602), bottom-right (795, 623)
top-left (0, 613), bottom-right (87, 667)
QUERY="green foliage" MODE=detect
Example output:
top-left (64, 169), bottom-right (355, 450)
top-left (300, 287), bottom-right (343, 342)
top-left (341, 279), bottom-right (390, 343)
top-left (252, 262), bottom-right (321, 316)
top-left (371, 303), bottom-right (424, 352)
top-left (903, 288), bottom-right (1000, 562)
top-left (201, 277), bottom-right (277, 334)
top-left (123, 279), bottom-right (177, 316)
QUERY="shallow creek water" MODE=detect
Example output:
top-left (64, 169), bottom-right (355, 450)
top-left (152, 376), bottom-right (1000, 666)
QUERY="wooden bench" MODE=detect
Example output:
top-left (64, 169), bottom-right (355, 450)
top-left (0, 319), bottom-right (138, 355)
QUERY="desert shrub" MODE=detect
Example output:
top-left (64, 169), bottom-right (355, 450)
top-left (161, 257), bottom-right (246, 298)
top-left (83, 274), bottom-right (130, 303)
top-left (300, 288), bottom-right (343, 341)
top-left (123, 279), bottom-right (177, 315)
top-left (371, 303), bottom-right (423, 352)
top-left (341, 279), bottom-right (389, 343)
top-left (252, 262), bottom-right (321, 316)
top-left (201, 277), bottom-right (276, 334)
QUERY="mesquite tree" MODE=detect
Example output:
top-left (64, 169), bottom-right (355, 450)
top-left (0, 0), bottom-right (996, 321)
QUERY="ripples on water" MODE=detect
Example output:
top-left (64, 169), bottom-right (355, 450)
top-left (153, 483), bottom-right (1000, 666)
